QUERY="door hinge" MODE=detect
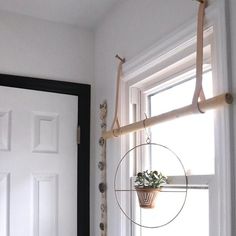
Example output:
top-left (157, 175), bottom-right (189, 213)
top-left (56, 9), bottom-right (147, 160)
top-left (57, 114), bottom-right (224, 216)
top-left (77, 126), bottom-right (80, 144)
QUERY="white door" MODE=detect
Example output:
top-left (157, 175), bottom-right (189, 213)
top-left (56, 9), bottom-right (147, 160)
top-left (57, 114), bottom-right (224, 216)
top-left (0, 85), bottom-right (78, 236)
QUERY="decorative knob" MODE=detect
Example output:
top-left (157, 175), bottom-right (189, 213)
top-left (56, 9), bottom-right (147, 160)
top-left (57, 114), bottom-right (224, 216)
top-left (99, 183), bottom-right (106, 193)
top-left (99, 222), bottom-right (105, 231)
top-left (99, 137), bottom-right (105, 146)
top-left (98, 161), bottom-right (105, 171)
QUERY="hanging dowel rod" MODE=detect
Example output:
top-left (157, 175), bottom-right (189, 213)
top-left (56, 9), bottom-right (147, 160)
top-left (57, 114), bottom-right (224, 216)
top-left (102, 93), bottom-right (233, 140)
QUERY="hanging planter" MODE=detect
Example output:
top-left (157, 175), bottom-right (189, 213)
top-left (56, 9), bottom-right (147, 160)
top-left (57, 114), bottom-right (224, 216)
top-left (134, 170), bottom-right (168, 209)
top-left (114, 143), bottom-right (188, 228)
top-left (135, 188), bottom-right (160, 209)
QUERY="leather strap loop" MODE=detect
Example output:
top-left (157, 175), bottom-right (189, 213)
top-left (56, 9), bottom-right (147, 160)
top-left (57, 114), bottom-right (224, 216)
top-left (111, 59), bottom-right (125, 131)
top-left (192, 0), bottom-right (207, 113)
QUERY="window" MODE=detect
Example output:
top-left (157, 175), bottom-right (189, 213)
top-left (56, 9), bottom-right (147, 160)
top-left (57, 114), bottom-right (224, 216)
top-left (148, 69), bottom-right (214, 175)
top-left (120, 23), bottom-right (231, 236)
top-left (137, 68), bottom-right (213, 236)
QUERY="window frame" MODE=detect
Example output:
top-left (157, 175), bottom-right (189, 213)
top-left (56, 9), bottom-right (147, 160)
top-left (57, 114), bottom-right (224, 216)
top-left (120, 2), bottom-right (232, 236)
top-left (132, 46), bottom-right (215, 236)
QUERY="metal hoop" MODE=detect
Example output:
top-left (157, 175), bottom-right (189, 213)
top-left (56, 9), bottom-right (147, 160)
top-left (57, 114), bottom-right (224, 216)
top-left (114, 143), bottom-right (188, 228)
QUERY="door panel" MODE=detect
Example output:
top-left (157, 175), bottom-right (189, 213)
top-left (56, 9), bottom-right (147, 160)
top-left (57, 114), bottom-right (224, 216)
top-left (0, 173), bottom-right (9, 236)
top-left (0, 85), bottom-right (78, 236)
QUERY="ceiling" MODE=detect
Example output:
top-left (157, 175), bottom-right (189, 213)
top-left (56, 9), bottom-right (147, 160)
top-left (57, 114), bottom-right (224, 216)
top-left (0, 0), bottom-right (122, 29)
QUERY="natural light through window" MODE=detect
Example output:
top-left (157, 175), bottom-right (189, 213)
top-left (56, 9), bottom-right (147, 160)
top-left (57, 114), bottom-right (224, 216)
top-left (126, 24), bottom-right (230, 236)
top-left (140, 189), bottom-right (209, 236)
top-left (149, 70), bottom-right (214, 175)
top-left (137, 69), bottom-right (214, 236)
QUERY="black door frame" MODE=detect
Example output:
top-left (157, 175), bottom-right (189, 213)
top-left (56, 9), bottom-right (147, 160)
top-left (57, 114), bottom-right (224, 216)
top-left (0, 74), bottom-right (90, 236)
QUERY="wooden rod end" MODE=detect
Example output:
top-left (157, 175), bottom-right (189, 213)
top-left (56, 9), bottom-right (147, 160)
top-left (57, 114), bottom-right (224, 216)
top-left (225, 93), bottom-right (233, 104)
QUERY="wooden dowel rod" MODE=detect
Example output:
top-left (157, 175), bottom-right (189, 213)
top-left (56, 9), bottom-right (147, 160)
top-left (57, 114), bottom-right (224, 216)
top-left (102, 93), bottom-right (233, 140)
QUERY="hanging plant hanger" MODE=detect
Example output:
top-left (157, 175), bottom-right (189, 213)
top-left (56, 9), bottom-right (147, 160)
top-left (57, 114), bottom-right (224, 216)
top-left (102, 0), bottom-right (233, 140)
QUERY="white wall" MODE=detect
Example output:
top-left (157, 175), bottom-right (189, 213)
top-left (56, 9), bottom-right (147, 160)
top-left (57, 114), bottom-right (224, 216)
top-left (0, 11), bottom-right (96, 235)
top-left (93, 1), bottom-right (200, 235)
top-left (0, 10), bottom-right (94, 84)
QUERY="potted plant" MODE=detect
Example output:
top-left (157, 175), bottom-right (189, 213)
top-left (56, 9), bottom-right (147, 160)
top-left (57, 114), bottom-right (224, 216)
top-left (134, 170), bottom-right (168, 208)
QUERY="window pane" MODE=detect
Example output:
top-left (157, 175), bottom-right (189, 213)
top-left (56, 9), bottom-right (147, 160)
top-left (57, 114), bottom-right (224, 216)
top-left (149, 71), bottom-right (214, 175)
top-left (149, 71), bottom-right (213, 115)
top-left (140, 189), bottom-right (209, 236)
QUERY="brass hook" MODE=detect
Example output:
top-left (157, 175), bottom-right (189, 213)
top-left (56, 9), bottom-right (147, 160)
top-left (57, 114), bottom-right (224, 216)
top-left (115, 54), bottom-right (126, 63)
top-left (143, 113), bottom-right (151, 144)
top-left (194, 0), bottom-right (203, 3)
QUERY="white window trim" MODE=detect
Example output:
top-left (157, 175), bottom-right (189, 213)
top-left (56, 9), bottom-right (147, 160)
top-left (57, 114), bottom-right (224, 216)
top-left (120, 1), bottom-right (232, 236)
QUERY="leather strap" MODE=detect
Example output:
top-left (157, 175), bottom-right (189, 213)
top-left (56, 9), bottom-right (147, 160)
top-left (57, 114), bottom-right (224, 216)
top-left (192, 0), bottom-right (207, 113)
top-left (111, 60), bottom-right (124, 131)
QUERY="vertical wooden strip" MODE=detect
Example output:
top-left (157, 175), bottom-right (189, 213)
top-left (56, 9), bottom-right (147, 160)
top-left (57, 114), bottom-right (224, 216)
top-left (99, 102), bottom-right (107, 236)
